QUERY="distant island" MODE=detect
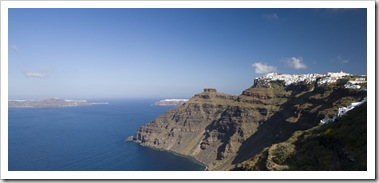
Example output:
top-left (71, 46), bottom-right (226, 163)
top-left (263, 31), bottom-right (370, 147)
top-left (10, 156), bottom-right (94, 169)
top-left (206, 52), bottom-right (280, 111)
top-left (153, 99), bottom-right (189, 106)
top-left (9, 98), bottom-right (108, 108)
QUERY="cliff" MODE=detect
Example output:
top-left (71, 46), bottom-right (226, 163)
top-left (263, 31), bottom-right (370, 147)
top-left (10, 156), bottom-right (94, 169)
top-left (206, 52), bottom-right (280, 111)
top-left (134, 73), bottom-right (367, 170)
top-left (233, 102), bottom-right (367, 171)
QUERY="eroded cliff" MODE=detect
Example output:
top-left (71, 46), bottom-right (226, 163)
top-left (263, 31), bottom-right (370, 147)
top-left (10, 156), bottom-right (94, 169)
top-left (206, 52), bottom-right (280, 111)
top-left (134, 73), bottom-right (366, 170)
top-left (233, 102), bottom-right (367, 171)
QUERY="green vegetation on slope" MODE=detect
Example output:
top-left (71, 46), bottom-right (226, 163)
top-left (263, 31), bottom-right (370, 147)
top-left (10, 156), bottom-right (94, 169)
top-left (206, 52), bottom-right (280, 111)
top-left (234, 102), bottom-right (367, 171)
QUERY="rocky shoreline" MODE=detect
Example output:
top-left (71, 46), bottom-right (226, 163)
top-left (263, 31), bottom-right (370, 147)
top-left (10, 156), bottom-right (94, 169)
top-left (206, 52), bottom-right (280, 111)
top-left (126, 135), bottom-right (208, 170)
top-left (134, 139), bottom-right (208, 171)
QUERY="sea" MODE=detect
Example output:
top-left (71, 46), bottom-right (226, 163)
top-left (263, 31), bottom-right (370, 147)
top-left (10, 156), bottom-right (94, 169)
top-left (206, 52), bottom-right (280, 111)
top-left (8, 99), bottom-right (205, 171)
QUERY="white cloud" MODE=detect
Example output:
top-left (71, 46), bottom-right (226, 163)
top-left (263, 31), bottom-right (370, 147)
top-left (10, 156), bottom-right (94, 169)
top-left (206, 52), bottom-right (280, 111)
top-left (286, 57), bottom-right (307, 69)
top-left (9, 44), bottom-right (18, 52)
top-left (252, 62), bottom-right (277, 74)
top-left (340, 59), bottom-right (349, 65)
top-left (263, 13), bottom-right (279, 21)
top-left (336, 56), bottom-right (349, 65)
top-left (23, 71), bottom-right (49, 78)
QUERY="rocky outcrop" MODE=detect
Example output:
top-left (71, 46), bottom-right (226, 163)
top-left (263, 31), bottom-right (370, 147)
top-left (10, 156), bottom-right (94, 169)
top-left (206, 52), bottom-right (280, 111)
top-left (134, 73), bottom-right (366, 170)
top-left (203, 88), bottom-right (217, 93)
top-left (125, 136), bottom-right (135, 142)
top-left (135, 90), bottom-right (237, 167)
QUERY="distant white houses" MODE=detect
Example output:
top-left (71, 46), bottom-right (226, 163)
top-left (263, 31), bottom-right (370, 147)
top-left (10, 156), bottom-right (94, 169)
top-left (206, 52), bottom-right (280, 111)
top-left (320, 97), bottom-right (367, 124)
top-left (344, 82), bottom-right (361, 90)
top-left (355, 77), bottom-right (366, 81)
top-left (256, 71), bottom-right (366, 90)
top-left (154, 99), bottom-right (189, 106)
top-left (344, 77), bottom-right (366, 90)
top-left (258, 73), bottom-right (322, 86)
top-left (317, 71), bottom-right (351, 85)
top-left (161, 99), bottom-right (189, 102)
top-left (326, 71), bottom-right (352, 78)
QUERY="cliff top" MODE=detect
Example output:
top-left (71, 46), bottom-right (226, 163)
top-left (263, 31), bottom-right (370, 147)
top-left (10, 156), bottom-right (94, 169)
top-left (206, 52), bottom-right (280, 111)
top-left (187, 88), bottom-right (237, 105)
top-left (203, 88), bottom-right (217, 93)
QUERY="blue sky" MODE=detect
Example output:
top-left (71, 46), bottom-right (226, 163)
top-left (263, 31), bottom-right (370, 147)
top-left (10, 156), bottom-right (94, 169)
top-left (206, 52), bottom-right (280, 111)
top-left (8, 8), bottom-right (367, 99)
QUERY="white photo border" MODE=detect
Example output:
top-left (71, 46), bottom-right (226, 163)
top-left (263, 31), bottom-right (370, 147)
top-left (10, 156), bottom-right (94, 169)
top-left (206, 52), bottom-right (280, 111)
top-left (1, 0), bottom-right (375, 180)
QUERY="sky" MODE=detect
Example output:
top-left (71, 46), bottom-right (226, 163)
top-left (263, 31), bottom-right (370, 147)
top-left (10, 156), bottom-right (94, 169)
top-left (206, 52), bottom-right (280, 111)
top-left (8, 8), bottom-right (367, 99)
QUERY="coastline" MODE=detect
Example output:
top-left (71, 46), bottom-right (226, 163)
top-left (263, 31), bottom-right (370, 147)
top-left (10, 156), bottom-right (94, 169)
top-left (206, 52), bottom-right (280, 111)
top-left (134, 141), bottom-right (208, 171)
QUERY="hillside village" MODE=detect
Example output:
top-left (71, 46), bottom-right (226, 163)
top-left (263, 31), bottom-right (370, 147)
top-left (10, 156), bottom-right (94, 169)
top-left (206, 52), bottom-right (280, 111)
top-left (255, 71), bottom-right (367, 125)
top-left (256, 71), bottom-right (366, 90)
top-left (320, 97), bottom-right (367, 124)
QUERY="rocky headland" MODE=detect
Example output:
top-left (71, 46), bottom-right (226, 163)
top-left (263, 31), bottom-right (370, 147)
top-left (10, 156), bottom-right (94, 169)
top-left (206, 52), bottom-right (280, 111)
top-left (133, 72), bottom-right (367, 171)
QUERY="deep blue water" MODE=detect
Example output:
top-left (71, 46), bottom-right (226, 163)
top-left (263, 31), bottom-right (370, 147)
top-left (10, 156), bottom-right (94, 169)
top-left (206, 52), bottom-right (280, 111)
top-left (8, 99), bottom-right (205, 171)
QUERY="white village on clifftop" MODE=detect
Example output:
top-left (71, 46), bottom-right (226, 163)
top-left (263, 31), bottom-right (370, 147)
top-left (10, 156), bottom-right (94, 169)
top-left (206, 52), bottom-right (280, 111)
top-left (255, 71), bottom-right (367, 125)
top-left (257, 71), bottom-right (366, 90)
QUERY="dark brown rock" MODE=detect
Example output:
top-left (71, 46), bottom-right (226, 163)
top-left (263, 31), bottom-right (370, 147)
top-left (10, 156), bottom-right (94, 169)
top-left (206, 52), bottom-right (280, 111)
top-left (204, 88), bottom-right (217, 93)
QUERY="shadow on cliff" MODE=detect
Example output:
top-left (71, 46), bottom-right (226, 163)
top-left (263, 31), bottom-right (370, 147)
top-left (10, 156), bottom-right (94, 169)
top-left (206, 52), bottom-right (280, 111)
top-left (231, 84), bottom-right (366, 167)
top-left (200, 108), bottom-right (238, 161)
top-left (231, 86), bottom-right (328, 166)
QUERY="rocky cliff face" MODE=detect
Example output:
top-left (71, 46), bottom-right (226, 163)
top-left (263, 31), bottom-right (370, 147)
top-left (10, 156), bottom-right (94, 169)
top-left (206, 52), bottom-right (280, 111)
top-left (233, 102), bottom-right (367, 171)
top-left (135, 88), bottom-right (238, 167)
top-left (135, 74), bottom-right (366, 170)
